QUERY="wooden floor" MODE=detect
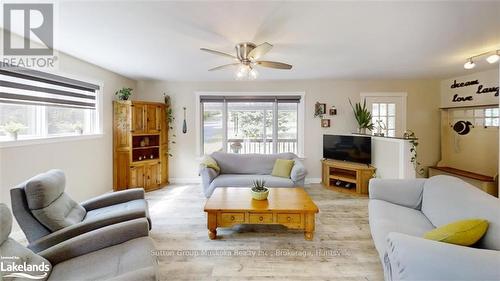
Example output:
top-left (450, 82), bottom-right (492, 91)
top-left (146, 184), bottom-right (383, 281)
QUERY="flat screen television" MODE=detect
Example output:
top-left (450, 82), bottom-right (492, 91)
top-left (323, 135), bottom-right (372, 164)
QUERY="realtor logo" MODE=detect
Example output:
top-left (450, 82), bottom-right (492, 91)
top-left (3, 3), bottom-right (54, 56)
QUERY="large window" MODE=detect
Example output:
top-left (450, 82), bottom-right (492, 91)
top-left (0, 67), bottom-right (100, 142)
top-left (200, 95), bottom-right (301, 155)
top-left (450, 107), bottom-right (499, 128)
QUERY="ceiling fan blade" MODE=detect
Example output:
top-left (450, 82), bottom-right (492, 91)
top-left (248, 42), bottom-right (273, 60)
top-left (256, 61), bottom-right (292, 70)
top-left (200, 48), bottom-right (236, 59)
top-left (208, 63), bottom-right (240, 71)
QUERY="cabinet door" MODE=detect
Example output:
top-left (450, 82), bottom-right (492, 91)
top-left (145, 162), bottom-right (161, 190)
top-left (160, 144), bottom-right (168, 184)
top-left (130, 165), bottom-right (145, 189)
top-left (113, 150), bottom-right (130, 191)
top-left (146, 105), bottom-right (161, 133)
top-left (131, 104), bottom-right (146, 134)
top-left (113, 102), bottom-right (131, 149)
top-left (160, 105), bottom-right (168, 145)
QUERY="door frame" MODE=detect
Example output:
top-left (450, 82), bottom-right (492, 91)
top-left (360, 92), bottom-right (408, 134)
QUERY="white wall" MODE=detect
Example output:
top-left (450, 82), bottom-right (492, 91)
top-left (135, 79), bottom-right (441, 181)
top-left (0, 53), bottom-right (136, 233)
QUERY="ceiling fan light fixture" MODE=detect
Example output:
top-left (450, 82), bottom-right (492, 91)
top-left (248, 68), bottom-right (258, 80)
top-left (464, 58), bottom-right (475, 70)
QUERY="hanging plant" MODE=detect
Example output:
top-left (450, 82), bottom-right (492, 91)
top-left (404, 130), bottom-right (425, 176)
top-left (164, 93), bottom-right (176, 157)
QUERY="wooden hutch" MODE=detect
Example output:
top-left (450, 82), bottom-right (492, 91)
top-left (321, 159), bottom-right (375, 195)
top-left (113, 100), bottom-right (169, 192)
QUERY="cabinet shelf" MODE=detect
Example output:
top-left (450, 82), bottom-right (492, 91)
top-left (133, 146), bottom-right (160, 150)
top-left (329, 174), bottom-right (357, 184)
top-left (322, 159), bottom-right (376, 195)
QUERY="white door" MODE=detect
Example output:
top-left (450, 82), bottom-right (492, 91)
top-left (362, 93), bottom-right (407, 137)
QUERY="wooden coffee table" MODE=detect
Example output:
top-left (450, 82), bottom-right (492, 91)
top-left (204, 187), bottom-right (319, 240)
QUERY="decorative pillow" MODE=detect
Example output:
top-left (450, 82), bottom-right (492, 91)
top-left (271, 159), bottom-right (295, 178)
top-left (201, 155), bottom-right (220, 173)
top-left (424, 219), bottom-right (489, 246)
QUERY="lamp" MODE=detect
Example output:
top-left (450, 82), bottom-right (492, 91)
top-left (463, 58), bottom-right (475, 70)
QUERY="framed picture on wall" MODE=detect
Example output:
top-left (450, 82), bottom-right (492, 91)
top-left (317, 103), bottom-right (326, 115)
top-left (321, 119), bottom-right (331, 128)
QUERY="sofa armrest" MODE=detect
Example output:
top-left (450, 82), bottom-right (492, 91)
top-left (369, 178), bottom-right (425, 209)
top-left (39, 218), bottom-right (150, 265)
top-left (81, 188), bottom-right (145, 211)
top-left (290, 158), bottom-right (307, 184)
top-left (384, 232), bottom-right (500, 281)
top-left (200, 166), bottom-right (219, 197)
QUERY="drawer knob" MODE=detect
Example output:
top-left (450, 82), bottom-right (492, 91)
top-left (231, 216), bottom-right (235, 221)
top-left (287, 217), bottom-right (291, 221)
top-left (259, 216), bottom-right (264, 221)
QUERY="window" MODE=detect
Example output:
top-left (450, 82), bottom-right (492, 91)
top-left (200, 95), bottom-right (301, 155)
top-left (371, 103), bottom-right (396, 137)
top-left (0, 67), bottom-right (100, 142)
top-left (451, 107), bottom-right (499, 128)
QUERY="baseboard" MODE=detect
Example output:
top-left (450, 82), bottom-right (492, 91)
top-left (305, 177), bottom-right (321, 184)
top-left (169, 177), bottom-right (321, 185)
top-left (169, 178), bottom-right (202, 184)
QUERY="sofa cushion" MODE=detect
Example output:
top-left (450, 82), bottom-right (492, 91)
top-left (25, 169), bottom-right (66, 210)
top-left (209, 174), bottom-right (295, 189)
top-left (85, 199), bottom-right (149, 223)
top-left (24, 170), bottom-right (86, 232)
top-left (31, 193), bottom-right (87, 232)
top-left (422, 175), bottom-right (500, 250)
top-left (49, 237), bottom-right (156, 281)
top-left (271, 159), bottom-right (295, 178)
top-left (368, 199), bottom-right (435, 257)
top-left (211, 152), bottom-right (296, 175)
top-left (424, 219), bottom-right (489, 246)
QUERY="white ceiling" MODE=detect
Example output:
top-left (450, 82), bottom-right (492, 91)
top-left (6, 1), bottom-right (500, 81)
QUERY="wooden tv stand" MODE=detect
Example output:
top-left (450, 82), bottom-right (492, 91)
top-left (321, 159), bottom-right (376, 195)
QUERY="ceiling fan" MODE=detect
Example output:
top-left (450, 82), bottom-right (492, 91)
top-left (200, 42), bottom-right (292, 80)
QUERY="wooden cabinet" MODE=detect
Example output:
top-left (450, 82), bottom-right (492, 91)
top-left (113, 101), bottom-right (169, 192)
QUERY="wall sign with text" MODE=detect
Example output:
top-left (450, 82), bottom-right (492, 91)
top-left (440, 69), bottom-right (499, 108)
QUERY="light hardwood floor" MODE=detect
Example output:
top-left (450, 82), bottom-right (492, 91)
top-left (146, 184), bottom-right (384, 281)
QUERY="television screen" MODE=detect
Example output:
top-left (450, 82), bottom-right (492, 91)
top-left (323, 135), bottom-right (372, 164)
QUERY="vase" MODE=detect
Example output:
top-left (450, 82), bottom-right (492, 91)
top-left (9, 132), bottom-right (18, 140)
top-left (358, 127), bottom-right (366, 134)
top-left (251, 188), bottom-right (269, 200)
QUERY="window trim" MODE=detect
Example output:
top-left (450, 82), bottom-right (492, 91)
top-left (196, 91), bottom-right (305, 157)
top-left (0, 70), bottom-right (104, 147)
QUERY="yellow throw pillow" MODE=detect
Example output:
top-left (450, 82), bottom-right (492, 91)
top-left (423, 219), bottom-right (489, 246)
top-left (271, 159), bottom-right (295, 178)
top-left (201, 156), bottom-right (220, 173)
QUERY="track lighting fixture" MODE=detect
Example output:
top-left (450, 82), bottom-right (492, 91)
top-left (464, 49), bottom-right (500, 70)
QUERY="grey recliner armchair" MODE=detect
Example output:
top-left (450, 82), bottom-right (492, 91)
top-left (10, 169), bottom-right (152, 253)
top-left (0, 203), bottom-right (157, 281)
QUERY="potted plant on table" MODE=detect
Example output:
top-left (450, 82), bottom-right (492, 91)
top-left (251, 179), bottom-right (269, 200)
top-left (0, 121), bottom-right (27, 140)
top-left (349, 99), bottom-right (374, 134)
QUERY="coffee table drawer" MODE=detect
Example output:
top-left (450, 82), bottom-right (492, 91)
top-left (277, 213), bottom-right (301, 224)
top-left (220, 212), bottom-right (245, 224)
top-left (249, 213), bottom-right (273, 224)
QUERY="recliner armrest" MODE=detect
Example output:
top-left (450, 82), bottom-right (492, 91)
top-left (369, 178), bottom-right (425, 209)
top-left (81, 188), bottom-right (145, 211)
top-left (28, 208), bottom-right (149, 253)
top-left (39, 218), bottom-right (150, 265)
top-left (385, 232), bottom-right (500, 281)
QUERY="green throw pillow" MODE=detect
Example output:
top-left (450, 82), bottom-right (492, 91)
top-left (423, 219), bottom-right (489, 246)
top-left (271, 159), bottom-right (295, 178)
top-left (201, 156), bottom-right (220, 173)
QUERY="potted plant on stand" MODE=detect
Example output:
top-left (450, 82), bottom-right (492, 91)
top-left (0, 121), bottom-right (27, 140)
top-left (251, 179), bottom-right (269, 200)
top-left (349, 99), bottom-right (374, 134)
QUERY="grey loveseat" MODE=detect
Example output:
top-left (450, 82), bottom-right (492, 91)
top-left (10, 169), bottom-right (151, 253)
top-left (369, 175), bottom-right (500, 281)
top-left (200, 152), bottom-right (307, 197)
top-left (0, 203), bottom-right (157, 281)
